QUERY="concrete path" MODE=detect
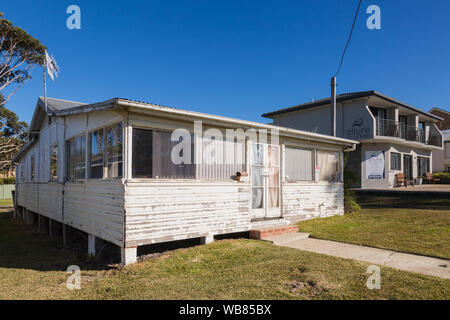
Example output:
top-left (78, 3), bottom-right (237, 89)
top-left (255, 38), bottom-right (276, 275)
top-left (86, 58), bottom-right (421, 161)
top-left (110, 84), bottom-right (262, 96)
top-left (264, 234), bottom-right (450, 279)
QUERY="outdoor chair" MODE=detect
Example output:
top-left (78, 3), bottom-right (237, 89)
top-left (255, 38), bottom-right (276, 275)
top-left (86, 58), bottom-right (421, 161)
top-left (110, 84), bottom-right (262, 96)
top-left (425, 172), bottom-right (440, 184)
top-left (395, 173), bottom-right (414, 188)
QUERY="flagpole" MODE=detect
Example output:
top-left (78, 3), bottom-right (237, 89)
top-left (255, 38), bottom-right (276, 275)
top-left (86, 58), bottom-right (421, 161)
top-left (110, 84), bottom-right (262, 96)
top-left (44, 58), bottom-right (48, 113)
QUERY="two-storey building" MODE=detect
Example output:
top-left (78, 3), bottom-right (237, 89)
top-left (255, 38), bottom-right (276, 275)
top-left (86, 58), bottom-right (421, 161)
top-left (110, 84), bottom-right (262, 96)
top-left (429, 107), bottom-right (450, 172)
top-left (263, 91), bottom-right (444, 189)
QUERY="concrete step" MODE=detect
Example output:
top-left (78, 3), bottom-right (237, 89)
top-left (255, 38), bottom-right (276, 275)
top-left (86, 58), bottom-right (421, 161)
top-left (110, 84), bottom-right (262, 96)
top-left (249, 224), bottom-right (299, 240)
top-left (262, 232), bottom-right (310, 245)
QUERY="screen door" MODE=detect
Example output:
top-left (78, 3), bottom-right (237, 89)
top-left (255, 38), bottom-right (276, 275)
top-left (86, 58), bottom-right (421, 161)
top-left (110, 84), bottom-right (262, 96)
top-left (250, 143), bottom-right (281, 220)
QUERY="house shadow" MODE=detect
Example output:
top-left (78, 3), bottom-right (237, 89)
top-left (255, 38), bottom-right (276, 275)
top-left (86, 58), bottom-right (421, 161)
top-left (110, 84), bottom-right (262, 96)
top-left (354, 192), bottom-right (450, 210)
top-left (0, 210), bottom-right (119, 272)
top-left (0, 210), bottom-right (252, 272)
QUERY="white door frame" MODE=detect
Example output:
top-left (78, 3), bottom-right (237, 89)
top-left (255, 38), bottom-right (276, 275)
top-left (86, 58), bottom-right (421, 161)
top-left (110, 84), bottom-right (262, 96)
top-left (250, 142), bottom-right (281, 220)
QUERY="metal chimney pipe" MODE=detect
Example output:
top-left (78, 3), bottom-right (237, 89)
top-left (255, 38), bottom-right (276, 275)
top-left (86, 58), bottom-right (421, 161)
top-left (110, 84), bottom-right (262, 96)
top-left (331, 76), bottom-right (337, 137)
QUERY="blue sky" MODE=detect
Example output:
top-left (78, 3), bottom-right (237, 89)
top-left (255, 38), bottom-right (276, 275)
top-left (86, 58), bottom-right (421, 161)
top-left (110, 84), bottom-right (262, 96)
top-left (2, 0), bottom-right (450, 124)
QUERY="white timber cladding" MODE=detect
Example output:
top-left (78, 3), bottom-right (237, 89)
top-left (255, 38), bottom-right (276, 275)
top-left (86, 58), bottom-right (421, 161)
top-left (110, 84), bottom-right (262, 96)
top-left (282, 182), bottom-right (344, 220)
top-left (16, 109), bottom-right (126, 246)
top-left (124, 181), bottom-right (250, 247)
top-left (16, 100), bottom-right (356, 250)
top-left (64, 180), bottom-right (124, 246)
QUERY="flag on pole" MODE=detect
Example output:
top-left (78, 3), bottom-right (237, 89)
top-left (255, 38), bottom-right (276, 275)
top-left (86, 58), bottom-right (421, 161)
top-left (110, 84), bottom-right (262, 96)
top-left (45, 50), bottom-right (60, 81)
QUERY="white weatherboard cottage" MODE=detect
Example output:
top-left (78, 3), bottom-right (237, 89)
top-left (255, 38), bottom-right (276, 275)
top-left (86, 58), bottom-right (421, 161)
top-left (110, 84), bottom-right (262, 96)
top-left (14, 97), bottom-right (357, 265)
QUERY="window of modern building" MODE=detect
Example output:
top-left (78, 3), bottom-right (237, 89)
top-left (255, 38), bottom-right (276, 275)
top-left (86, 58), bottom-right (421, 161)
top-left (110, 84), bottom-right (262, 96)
top-left (417, 156), bottom-right (430, 177)
top-left (390, 152), bottom-right (401, 171)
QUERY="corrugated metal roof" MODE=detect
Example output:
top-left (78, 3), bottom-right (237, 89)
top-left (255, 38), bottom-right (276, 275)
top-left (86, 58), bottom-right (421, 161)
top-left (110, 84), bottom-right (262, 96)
top-left (38, 96), bottom-right (87, 112)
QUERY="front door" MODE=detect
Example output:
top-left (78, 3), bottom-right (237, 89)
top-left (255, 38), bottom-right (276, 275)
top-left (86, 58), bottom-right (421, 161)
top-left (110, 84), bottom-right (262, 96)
top-left (404, 155), bottom-right (413, 181)
top-left (250, 143), bottom-right (281, 220)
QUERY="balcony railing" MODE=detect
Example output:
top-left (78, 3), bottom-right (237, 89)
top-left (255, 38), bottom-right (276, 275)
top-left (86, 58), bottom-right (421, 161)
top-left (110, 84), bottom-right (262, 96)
top-left (375, 119), bottom-right (442, 147)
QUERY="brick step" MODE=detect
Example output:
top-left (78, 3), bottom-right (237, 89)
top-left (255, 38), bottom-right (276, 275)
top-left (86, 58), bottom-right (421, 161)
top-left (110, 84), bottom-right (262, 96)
top-left (250, 225), bottom-right (299, 240)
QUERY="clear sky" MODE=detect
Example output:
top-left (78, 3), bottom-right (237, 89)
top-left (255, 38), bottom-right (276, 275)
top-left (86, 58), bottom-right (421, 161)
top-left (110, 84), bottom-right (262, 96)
top-left (2, 0), bottom-right (449, 124)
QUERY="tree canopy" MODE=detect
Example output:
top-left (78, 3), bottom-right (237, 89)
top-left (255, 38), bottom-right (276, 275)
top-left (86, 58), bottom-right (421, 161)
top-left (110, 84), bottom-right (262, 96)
top-left (0, 93), bottom-right (28, 174)
top-left (0, 11), bottom-right (46, 106)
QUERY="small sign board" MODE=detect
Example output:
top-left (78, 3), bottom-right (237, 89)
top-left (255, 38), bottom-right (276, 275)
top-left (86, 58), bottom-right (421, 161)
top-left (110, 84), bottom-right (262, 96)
top-left (365, 151), bottom-right (385, 179)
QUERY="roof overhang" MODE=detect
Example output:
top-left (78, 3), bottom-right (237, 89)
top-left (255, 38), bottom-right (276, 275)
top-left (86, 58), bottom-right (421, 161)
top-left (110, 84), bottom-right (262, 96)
top-left (262, 91), bottom-right (444, 122)
top-left (14, 96), bottom-right (360, 163)
top-left (114, 98), bottom-right (359, 149)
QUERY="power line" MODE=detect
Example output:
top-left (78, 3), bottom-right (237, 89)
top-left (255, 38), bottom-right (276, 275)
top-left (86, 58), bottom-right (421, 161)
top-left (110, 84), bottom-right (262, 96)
top-left (333, 0), bottom-right (362, 77)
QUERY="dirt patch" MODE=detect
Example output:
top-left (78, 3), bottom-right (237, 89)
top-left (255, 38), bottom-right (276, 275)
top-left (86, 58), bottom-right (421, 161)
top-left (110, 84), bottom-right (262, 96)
top-left (286, 278), bottom-right (334, 297)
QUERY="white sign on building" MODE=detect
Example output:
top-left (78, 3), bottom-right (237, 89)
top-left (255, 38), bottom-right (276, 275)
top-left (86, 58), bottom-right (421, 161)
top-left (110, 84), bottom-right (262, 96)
top-left (366, 151), bottom-right (385, 179)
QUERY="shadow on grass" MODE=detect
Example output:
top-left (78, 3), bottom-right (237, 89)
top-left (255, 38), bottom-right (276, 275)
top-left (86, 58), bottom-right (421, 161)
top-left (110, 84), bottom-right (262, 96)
top-left (0, 210), bottom-right (118, 272)
top-left (355, 193), bottom-right (450, 210)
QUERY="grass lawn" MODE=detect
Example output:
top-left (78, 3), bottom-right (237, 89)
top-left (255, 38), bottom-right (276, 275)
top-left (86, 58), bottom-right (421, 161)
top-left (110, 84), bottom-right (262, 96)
top-left (0, 199), bottom-right (13, 206)
top-left (297, 196), bottom-right (450, 259)
top-left (0, 210), bottom-right (449, 300)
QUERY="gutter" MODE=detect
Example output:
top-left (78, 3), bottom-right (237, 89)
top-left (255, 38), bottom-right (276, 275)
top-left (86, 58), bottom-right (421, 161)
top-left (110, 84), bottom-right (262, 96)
top-left (116, 98), bottom-right (359, 149)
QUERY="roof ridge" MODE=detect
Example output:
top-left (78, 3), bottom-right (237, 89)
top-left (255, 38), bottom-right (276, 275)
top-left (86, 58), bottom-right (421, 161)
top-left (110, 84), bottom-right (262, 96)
top-left (38, 96), bottom-right (87, 105)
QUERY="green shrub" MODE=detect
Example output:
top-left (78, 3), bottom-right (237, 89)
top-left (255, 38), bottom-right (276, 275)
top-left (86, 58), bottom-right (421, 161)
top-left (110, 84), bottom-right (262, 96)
top-left (344, 155), bottom-right (361, 213)
top-left (0, 177), bottom-right (15, 185)
top-left (432, 172), bottom-right (450, 179)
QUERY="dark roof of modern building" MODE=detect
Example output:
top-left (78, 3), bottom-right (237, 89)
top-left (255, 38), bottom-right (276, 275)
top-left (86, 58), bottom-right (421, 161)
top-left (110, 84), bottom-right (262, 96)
top-left (262, 90), bottom-right (443, 121)
top-left (429, 107), bottom-right (450, 130)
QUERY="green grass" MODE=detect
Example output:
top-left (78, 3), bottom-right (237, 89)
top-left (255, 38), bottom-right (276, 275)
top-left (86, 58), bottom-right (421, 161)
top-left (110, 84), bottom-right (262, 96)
top-left (0, 210), bottom-right (449, 300)
top-left (0, 199), bottom-right (13, 206)
top-left (298, 197), bottom-right (450, 259)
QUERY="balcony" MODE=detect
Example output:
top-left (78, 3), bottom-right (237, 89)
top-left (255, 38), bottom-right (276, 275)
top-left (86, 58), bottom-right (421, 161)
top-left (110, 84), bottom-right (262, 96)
top-left (376, 119), bottom-right (442, 147)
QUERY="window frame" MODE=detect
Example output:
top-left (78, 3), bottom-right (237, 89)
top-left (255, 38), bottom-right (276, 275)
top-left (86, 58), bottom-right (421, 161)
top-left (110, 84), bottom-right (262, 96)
top-left (86, 121), bottom-right (124, 180)
top-left (88, 127), bottom-right (106, 179)
top-left (65, 133), bottom-right (87, 182)
top-left (104, 122), bottom-right (124, 179)
top-left (30, 155), bottom-right (35, 181)
top-left (20, 163), bottom-right (25, 182)
top-left (284, 146), bottom-right (314, 182)
top-left (197, 131), bottom-right (246, 180)
top-left (50, 144), bottom-right (58, 181)
top-left (390, 152), bottom-right (401, 171)
top-left (131, 126), bottom-right (196, 180)
top-left (417, 156), bottom-right (430, 177)
top-left (316, 149), bottom-right (342, 183)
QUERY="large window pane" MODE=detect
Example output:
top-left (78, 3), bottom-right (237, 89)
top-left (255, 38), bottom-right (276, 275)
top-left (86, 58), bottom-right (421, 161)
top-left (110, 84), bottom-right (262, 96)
top-left (75, 135), bottom-right (86, 179)
top-left (132, 128), bottom-right (153, 178)
top-left (66, 135), bottom-right (86, 181)
top-left (417, 156), bottom-right (430, 177)
top-left (106, 123), bottom-right (123, 178)
top-left (90, 129), bottom-right (104, 178)
top-left (197, 135), bottom-right (245, 179)
top-left (317, 150), bottom-right (341, 182)
top-left (132, 128), bottom-right (195, 179)
top-left (285, 147), bottom-right (313, 181)
top-left (390, 152), bottom-right (401, 171)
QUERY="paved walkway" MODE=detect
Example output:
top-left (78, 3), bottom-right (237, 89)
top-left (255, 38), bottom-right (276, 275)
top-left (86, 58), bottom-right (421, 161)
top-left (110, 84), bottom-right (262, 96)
top-left (354, 184), bottom-right (450, 194)
top-left (264, 234), bottom-right (450, 279)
